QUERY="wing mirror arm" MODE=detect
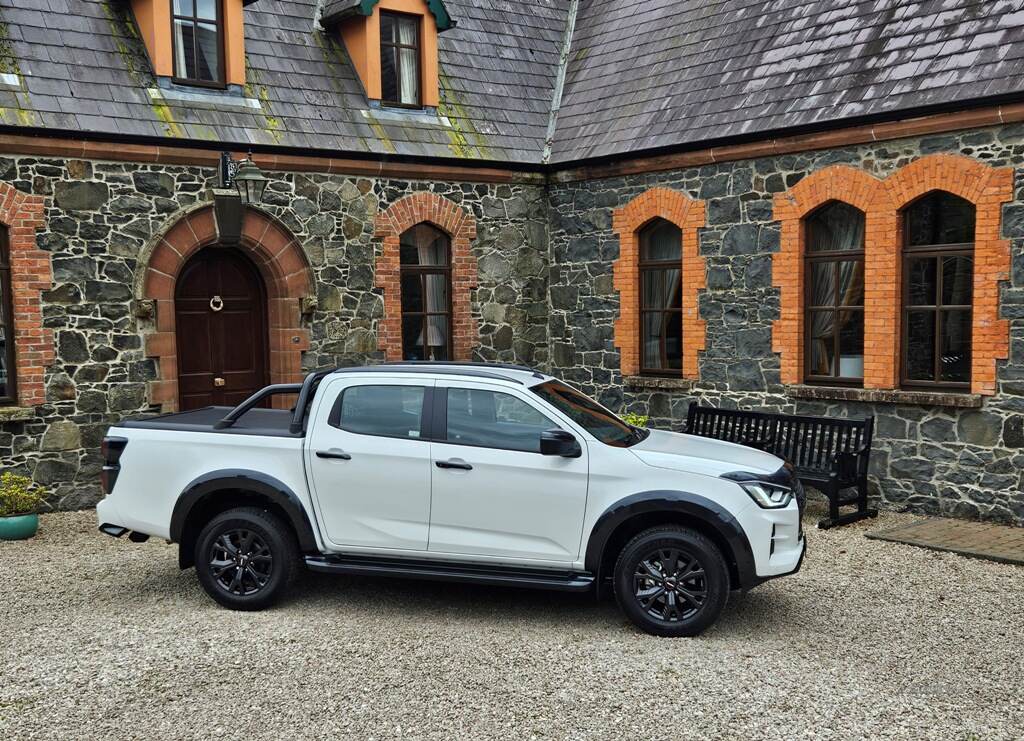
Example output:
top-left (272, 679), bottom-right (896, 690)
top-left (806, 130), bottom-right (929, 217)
top-left (540, 429), bottom-right (582, 458)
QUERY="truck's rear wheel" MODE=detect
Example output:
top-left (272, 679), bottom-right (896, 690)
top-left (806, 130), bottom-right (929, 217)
top-left (613, 526), bottom-right (729, 637)
top-left (194, 507), bottom-right (299, 611)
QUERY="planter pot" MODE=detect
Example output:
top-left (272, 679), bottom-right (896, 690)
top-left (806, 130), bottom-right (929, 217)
top-left (0, 513), bottom-right (39, 540)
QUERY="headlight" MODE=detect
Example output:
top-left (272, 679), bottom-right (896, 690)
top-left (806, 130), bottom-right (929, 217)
top-left (740, 481), bottom-right (793, 509)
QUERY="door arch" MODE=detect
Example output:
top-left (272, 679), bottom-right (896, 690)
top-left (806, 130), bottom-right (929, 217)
top-left (175, 248), bottom-right (269, 410)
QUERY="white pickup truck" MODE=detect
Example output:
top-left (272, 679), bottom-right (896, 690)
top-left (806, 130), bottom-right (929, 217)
top-left (97, 362), bottom-right (804, 637)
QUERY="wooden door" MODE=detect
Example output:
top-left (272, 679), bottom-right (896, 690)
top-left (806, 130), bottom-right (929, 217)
top-left (175, 248), bottom-right (269, 410)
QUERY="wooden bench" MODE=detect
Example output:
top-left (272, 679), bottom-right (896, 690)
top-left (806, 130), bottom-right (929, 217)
top-left (683, 402), bottom-right (877, 529)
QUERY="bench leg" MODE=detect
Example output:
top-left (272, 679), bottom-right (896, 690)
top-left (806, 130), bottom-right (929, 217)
top-left (817, 481), bottom-right (878, 529)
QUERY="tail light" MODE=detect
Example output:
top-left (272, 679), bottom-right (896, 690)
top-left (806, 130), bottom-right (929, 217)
top-left (100, 436), bottom-right (128, 494)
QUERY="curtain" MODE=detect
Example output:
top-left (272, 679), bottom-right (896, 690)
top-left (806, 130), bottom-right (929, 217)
top-left (398, 21), bottom-right (418, 105)
top-left (173, 19), bottom-right (189, 77)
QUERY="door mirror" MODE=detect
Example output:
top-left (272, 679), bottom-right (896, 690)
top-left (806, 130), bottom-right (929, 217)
top-left (540, 429), bottom-right (581, 458)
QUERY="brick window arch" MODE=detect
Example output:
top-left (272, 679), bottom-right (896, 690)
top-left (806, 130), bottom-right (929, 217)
top-left (773, 155), bottom-right (1012, 395)
top-left (612, 188), bottom-right (706, 379)
top-left (0, 181), bottom-right (50, 408)
top-left (374, 192), bottom-right (478, 361)
top-left (139, 205), bottom-right (313, 412)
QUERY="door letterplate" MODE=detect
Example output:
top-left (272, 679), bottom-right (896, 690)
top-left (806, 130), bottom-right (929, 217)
top-left (213, 377), bottom-right (226, 387)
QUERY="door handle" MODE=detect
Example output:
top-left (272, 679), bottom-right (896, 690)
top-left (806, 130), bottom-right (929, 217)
top-left (436, 459), bottom-right (472, 471)
top-left (316, 449), bottom-right (352, 460)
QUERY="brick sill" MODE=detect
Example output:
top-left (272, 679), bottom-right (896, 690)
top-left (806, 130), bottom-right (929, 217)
top-left (0, 405), bottom-right (35, 421)
top-left (624, 376), bottom-right (695, 391)
top-left (785, 384), bottom-right (984, 408)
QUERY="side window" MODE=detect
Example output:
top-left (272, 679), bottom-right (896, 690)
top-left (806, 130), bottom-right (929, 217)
top-left (446, 388), bottom-right (555, 453)
top-left (331, 385), bottom-right (426, 439)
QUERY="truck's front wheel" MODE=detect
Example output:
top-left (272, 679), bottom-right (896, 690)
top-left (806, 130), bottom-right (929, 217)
top-left (194, 507), bottom-right (300, 611)
top-left (613, 526), bottom-right (729, 637)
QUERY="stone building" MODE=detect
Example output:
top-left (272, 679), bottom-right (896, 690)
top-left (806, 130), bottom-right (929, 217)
top-left (0, 0), bottom-right (1022, 524)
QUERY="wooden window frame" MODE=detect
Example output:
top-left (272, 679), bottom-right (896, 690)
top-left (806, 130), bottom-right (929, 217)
top-left (802, 204), bottom-right (866, 387)
top-left (400, 228), bottom-right (453, 361)
top-left (638, 220), bottom-right (683, 377)
top-left (171, 0), bottom-right (227, 89)
top-left (0, 227), bottom-right (17, 405)
top-left (380, 10), bottom-right (423, 109)
top-left (900, 241), bottom-right (974, 391)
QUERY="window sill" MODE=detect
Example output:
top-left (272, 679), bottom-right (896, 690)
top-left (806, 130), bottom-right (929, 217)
top-left (0, 405), bottom-right (35, 421)
top-left (785, 384), bottom-right (984, 408)
top-left (624, 376), bottom-right (695, 391)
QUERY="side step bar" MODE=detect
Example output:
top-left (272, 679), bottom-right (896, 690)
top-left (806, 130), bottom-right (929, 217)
top-left (305, 555), bottom-right (595, 593)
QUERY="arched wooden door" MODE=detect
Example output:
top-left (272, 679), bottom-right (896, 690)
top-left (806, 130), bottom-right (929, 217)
top-left (175, 248), bottom-right (269, 410)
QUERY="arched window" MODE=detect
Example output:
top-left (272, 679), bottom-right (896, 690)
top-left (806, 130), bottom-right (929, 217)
top-left (0, 226), bottom-right (15, 404)
top-left (902, 191), bottom-right (975, 389)
top-left (639, 219), bottom-right (683, 375)
top-left (804, 201), bottom-right (865, 384)
top-left (400, 223), bottom-right (452, 361)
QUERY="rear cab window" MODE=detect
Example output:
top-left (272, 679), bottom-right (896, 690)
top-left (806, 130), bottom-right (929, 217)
top-left (329, 384), bottom-right (428, 440)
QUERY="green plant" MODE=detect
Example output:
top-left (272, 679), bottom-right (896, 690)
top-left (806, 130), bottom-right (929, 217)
top-left (0, 472), bottom-right (45, 517)
top-left (621, 412), bottom-right (649, 428)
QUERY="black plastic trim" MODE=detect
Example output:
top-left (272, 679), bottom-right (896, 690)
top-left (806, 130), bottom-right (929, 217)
top-left (305, 554), bottom-right (594, 592)
top-left (214, 384), bottom-right (302, 429)
top-left (585, 490), bottom-right (761, 590)
top-left (169, 469), bottom-right (318, 553)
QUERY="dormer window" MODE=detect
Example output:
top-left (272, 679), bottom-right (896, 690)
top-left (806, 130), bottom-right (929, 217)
top-left (380, 12), bottom-right (421, 107)
top-left (172, 0), bottom-right (224, 86)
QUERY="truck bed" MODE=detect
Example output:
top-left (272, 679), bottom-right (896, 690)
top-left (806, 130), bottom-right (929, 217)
top-left (116, 406), bottom-right (301, 437)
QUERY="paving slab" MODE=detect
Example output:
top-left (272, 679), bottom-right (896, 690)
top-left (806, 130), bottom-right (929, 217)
top-left (866, 517), bottom-right (1024, 566)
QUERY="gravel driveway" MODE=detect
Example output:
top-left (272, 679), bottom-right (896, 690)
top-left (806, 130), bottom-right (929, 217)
top-left (2, 507), bottom-right (1022, 740)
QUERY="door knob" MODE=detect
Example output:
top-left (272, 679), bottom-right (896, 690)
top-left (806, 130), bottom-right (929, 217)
top-left (213, 377), bottom-right (226, 387)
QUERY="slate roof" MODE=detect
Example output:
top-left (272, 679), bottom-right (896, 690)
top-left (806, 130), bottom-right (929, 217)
top-left (0, 0), bottom-right (1022, 166)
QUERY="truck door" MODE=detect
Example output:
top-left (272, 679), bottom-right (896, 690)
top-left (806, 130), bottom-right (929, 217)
top-left (306, 378), bottom-right (433, 551)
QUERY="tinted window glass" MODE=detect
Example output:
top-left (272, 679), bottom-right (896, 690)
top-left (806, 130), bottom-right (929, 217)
top-left (530, 381), bottom-right (645, 447)
top-left (905, 191), bottom-right (976, 246)
top-left (446, 388), bottom-right (554, 452)
top-left (336, 385), bottom-right (425, 439)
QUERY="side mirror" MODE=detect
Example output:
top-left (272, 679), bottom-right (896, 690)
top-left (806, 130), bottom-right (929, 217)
top-left (540, 428), bottom-right (582, 458)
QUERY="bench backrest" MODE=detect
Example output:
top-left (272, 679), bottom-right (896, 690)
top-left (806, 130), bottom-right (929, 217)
top-left (685, 403), bottom-right (873, 474)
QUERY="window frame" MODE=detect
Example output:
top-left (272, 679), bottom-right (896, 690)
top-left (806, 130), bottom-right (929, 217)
top-left (637, 219), bottom-right (684, 377)
top-left (327, 383), bottom-right (432, 441)
top-left (399, 225), bottom-right (453, 362)
top-left (0, 227), bottom-right (16, 406)
top-left (802, 202), bottom-right (866, 387)
top-left (434, 386), bottom-right (559, 454)
top-left (379, 10), bottom-right (423, 109)
top-left (900, 241), bottom-right (974, 391)
top-left (170, 0), bottom-right (227, 89)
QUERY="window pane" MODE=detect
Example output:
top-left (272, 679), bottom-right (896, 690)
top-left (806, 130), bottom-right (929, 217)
top-left (340, 385), bottom-right (424, 438)
top-left (905, 311), bottom-right (937, 381)
top-left (174, 0), bottom-right (194, 15)
top-left (423, 273), bottom-right (448, 313)
top-left (196, 0), bottom-right (216, 20)
top-left (640, 220), bottom-right (682, 261)
top-left (837, 310), bottom-right (864, 379)
top-left (447, 388), bottom-right (553, 452)
top-left (941, 255), bottom-right (973, 306)
top-left (0, 274), bottom-right (7, 399)
top-left (381, 45), bottom-right (399, 102)
top-left (808, 261), bottom-right (834, 307)
top-left (399, 47), bottom-right (419, 105)
top-left (381, 13), bottom-right (397, 43)
top-left (906, 192), bottom-right (976, 246)
top-left (397, 16), bottom-right (418, 44)
top-left (807, 201), bottom-right (865, 253)
top-left (941, 310), bottom-right (971, 383)
top-left (907, 257), bottom-right (936, 306)
top-left (173, 19), bottom-right (197, 79)
top-left (402, 315), bottom-right (424, 360)
top-left (400, 224), bottom-right (449, 265)
top-left (400, 273), bottom-right (423, 313)
top-left (425, 315), bottom-right (449, 361)
top-left (837, 260), bottom-right (864, 307)
top-left (807, 310), bottom-right (836, 376)
top-left (642, 268), bottom-right (680, 309)
top-left (195, 22), bottom-right (220, 81)
top-left (642, 311), bottom-right (681, 370)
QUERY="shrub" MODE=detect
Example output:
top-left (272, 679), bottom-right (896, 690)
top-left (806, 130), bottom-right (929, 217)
top-left (0, 472), bottom-right (45, 517)
top-left (621, 412), bottom-right (649, 428)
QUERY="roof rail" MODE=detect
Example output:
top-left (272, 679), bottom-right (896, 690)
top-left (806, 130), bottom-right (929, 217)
top-left (329, 365), bottom-right (528, 384)
top-left (383, 360), bottom-right (545, 379)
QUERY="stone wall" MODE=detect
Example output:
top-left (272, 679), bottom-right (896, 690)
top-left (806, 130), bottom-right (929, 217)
top-left (547, 123), bottom-right (1024, 526)
top-left (0, 157), bottom-right (548, 509)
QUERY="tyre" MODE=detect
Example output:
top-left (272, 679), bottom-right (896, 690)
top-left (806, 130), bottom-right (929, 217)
top-left (194, 507), bottom-right (300, 611)
top-left (612, 526), bottom-right (729, 637)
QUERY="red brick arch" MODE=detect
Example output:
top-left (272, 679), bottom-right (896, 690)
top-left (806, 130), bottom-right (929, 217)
top-left (141, 206), bottom-right (312, 412)
top-left (0, 181), bottom-right (50, 407)
top-left (612, 187), bottom-right (707, 379)
top-left (373, 192), bottom-right (478, 361)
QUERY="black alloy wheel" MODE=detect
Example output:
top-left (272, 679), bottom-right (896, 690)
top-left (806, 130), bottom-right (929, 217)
top-left (209, 528), bottom-right (274, 597)
top-left (632, 547), bottom-right (708, 623)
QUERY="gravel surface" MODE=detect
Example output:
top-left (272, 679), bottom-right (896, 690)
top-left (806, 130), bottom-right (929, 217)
top-left (2, 507), bottom-right (1023, 740)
